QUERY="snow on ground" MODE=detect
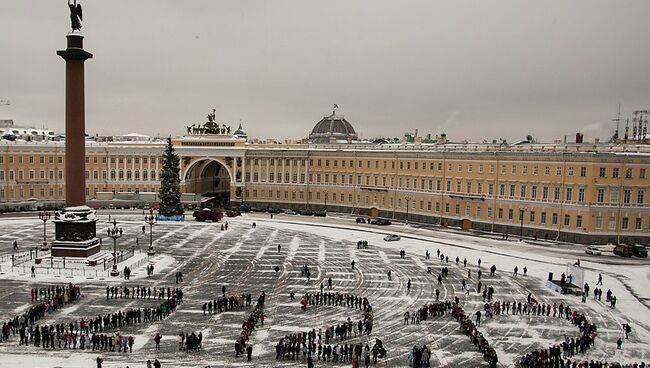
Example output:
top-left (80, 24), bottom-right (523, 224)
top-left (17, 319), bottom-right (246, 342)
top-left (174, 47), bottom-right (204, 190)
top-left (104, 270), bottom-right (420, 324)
top-left (0, 211), bottom-right (647, 367)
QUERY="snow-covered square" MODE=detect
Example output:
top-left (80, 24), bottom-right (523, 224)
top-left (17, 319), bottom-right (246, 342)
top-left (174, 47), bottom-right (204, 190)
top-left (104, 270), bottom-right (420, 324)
top-left (0, 212), bottom-right (648, 367)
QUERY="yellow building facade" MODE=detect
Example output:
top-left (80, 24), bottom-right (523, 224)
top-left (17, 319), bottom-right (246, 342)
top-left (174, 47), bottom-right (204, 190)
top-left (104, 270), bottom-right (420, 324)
top-left (1, 136), bottom-right (649, 245)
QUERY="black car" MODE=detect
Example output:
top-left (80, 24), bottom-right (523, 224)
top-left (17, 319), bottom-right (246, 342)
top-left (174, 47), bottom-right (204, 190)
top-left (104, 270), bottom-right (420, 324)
top-left (355, 217), bottom-right (366, 223)
top-left (267, 208), bottom-right (280, 214)
top-left (299, 209), bottom-right (313, 216)
top-left (371, 218), bottom-right (392, 225)
top-left (312, 211), bottom-right (326, 217)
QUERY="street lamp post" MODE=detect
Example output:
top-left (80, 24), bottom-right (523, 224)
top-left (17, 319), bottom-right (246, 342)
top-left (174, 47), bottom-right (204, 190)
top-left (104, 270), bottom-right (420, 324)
top-left (144, 209), bottom-right (157, 256)
top-left (324, 190), bottom-right (328, 214)
top-left (107, 219), bottom-right (123, 276)
top-left (38, 211), bottom-right (51, 251)
top-left (519, 207), bottom-right (527, 241)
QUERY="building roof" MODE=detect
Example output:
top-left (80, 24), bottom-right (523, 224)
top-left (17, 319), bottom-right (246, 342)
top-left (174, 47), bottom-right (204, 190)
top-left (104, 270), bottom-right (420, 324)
top-left (309, 114), bottom-right (358, 143)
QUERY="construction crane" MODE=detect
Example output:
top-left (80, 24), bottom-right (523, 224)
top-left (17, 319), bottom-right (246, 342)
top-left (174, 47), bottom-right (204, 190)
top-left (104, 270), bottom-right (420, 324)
top-left (0, 100), bottom-right (10, 106)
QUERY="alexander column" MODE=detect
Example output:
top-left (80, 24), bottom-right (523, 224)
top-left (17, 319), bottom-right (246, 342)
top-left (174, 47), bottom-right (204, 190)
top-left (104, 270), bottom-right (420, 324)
top-left (52, 0), bottom-right (100, 258)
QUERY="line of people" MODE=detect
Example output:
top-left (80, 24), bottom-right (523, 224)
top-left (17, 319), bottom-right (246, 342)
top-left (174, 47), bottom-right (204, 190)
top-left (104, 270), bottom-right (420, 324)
top-left (202, 293), bottom-right (251, 315)
top-left (234, 292), bottom-right (266, 362)
top-left (106, 286), bottom-right (183, 301)
top-left (451, 303), bottom-right (498, 368)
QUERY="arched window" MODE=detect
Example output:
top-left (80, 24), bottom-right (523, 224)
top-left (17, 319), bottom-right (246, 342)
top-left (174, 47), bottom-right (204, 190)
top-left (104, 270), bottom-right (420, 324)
top-left (118, 170), bottom-right (124, 180)
top-left (143, 170), bottom-right (148, 180)
top-left (150, 170), bottom-right (156, 180)
top-left (110, 170), bottom-right (116, 180)
top-left (126, 170), bottom-right (132, 180)
top-left (135, 170), bottom-right (140, 180)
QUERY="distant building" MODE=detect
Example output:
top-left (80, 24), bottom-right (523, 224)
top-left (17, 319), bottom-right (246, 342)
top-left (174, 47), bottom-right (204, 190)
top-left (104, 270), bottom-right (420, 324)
top-left (1, 111), bottom-right (649, 246)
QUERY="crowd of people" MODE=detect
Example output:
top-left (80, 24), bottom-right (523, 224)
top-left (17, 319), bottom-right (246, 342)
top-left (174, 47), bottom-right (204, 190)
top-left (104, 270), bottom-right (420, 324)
top-left (1, 283), bottom-right (82, 344)
top-left (517, 299), bottom-right (644, 368)
top-left (10, 295), bottom-right (178, 353)
top-left (177, 331), bottom-right (202, 352)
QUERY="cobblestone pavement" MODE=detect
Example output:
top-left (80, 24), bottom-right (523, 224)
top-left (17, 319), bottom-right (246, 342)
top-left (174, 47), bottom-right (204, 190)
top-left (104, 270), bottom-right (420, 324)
top-left (0, 212), bottom-right (647, 367)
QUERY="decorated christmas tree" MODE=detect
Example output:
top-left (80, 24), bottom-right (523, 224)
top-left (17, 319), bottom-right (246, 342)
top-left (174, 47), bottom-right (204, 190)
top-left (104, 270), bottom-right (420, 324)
top-left (159, 137), bottom-right (184, 216)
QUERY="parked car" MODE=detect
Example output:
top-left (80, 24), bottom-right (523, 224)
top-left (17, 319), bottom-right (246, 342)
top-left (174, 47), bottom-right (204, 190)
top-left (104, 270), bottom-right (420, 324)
top-left (371, 218), bottom-right (392, 225)
top-left (284, 209), bottom-right (298, 215)
top-left (585, 246), bottom-right (602, 256)
top-left (267, 208), bottom-right (280, 214)
top-left (355, 217), bottom-right (366, 224)
top-left (299, 209), bottom-right (313, 216)
top-left (384, 234), bottom-right (401, 241)
top-left (193, 208), bottom-right (222, 222)
top-left (312, 211), bottom-right (326, 217)
top-left (632, 244), bottom-right (648, 258)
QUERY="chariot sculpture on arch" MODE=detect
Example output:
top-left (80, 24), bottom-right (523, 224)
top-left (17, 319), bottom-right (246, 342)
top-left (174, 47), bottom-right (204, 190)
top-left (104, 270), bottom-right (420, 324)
top-left (68, 0), bottom-right (83, 32)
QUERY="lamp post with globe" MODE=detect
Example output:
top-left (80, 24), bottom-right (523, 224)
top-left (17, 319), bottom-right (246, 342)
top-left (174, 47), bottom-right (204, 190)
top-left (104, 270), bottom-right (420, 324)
top-left (107, 219), bottom-right (123, 276)
top-left (144, 209), bottom-right (157, 256)
top-left (38, 210), bottom-right (51, 251)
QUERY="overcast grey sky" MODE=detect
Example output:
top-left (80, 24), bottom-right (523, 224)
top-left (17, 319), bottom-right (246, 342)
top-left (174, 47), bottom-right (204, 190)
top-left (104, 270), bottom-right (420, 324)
top-left (1, 1), bottom-right (649, 142)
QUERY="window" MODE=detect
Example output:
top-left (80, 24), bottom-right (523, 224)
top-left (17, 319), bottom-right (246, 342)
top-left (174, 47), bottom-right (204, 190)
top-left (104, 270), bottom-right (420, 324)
top-left (509, 185), bottom-right (515, 197)
top-left (511, 165), bottom-right (516, 174)
top-left (508, 209), bottom-right (513, 220)
top-left (637, 190), bottom-right (645, 204)
top-left (625, 168), bottom-right (632, 179)
top-left (613, 167), bottom-right (620, 178)
top-left (499, 184), bottom-right (505, 196)
top-left (476, 206), bottom-right (481, 217)
top-left (566, 187), bottom-right (573, 201)
top-left (597, 189), bottom-right (605, 204)
top-left (622, 217), bottom-right (629, 229)
top-left (529, 211), bottom-right (535, 222)
top-left (578, 188), bottom-right (585, 202)
top-left (542, 186), bottom-right (549, 199)
top-left (552, 213), bottom-right (558, 225)
top-left (455, 204), bottom-right (460, 214)
top-left (640, 168), bottom-right (646, 179)
top-left (531, 186), bottom-right (537, 199)
top-left (576, 215), bottom-right (583, 228)
top-left (543, 166), bottom-right (549, 175)
top-left (580, 167), bottom-right (587, 177)
top-left (487, 207), bottom-right (492, 218)
top-left (498, 208), bottom-right (503, 219)
top-left (599, 167), bottom-right (606, 178)
top-left (522, 165), bottom-right (528, 174)
top-left (533, 166), bottom-right (538, 175)
top-left (635, 217), bottom-right (642, 230)
top-left (541, 212), bottom-right (547, 224)
top-left (520, 185), bottom-right (526, 198)
top-left (595, 216), bottom-right (602, 229)
top-left (610, 188), bottom-right (619, 203)
top-left (488, 183), bottom-right (494, 195)
top-left (554, 187), bottom-right (561, 201)
top-left (608, 217), bottom-right (616, 230)
top-left (564, 214), bottom-right (570, 226)
top-left (624, 189), bottom-right (631, 204)
top-left (567, 167), bottom-right (573, 176)
top-left (556, 167), bottom-right (562, 176)
top-left (501, 165), bottom-right (506, 174)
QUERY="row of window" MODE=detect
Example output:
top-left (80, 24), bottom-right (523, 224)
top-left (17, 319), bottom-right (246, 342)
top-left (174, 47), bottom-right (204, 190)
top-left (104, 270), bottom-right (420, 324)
top-left (0, 169), bottom-right (159, 182)
top-left (240, 171), bottom-right (647, 205)
top-left (248, 157), bottom-right (648, 180)
top-left (242, 188), bottom-right (646, 231)
top-left (0, 155), bottom-right (159, 165)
